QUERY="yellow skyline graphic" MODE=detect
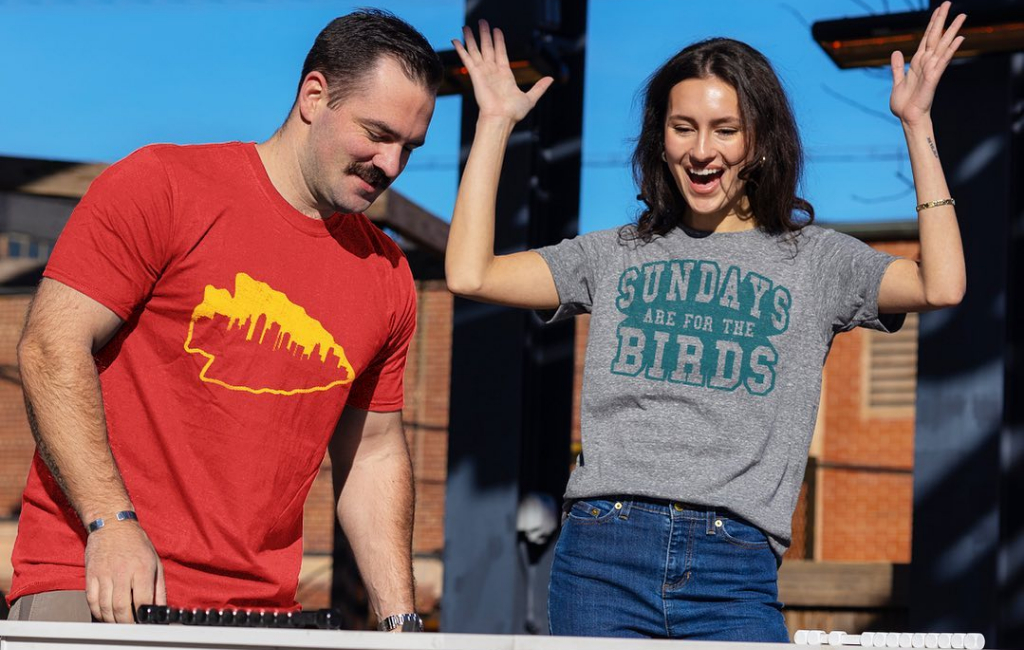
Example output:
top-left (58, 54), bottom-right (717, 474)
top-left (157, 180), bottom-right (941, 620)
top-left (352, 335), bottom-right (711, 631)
top-left (184, 273), bottom-right (355, 395)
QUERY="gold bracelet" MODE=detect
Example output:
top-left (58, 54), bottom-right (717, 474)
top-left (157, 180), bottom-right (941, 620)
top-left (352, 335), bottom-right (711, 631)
top-left (916, 198), bottom-right (955, 212)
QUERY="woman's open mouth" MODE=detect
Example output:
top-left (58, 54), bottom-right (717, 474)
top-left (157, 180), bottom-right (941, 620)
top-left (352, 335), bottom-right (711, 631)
top-left (686, 167), bottom-right (724, 194)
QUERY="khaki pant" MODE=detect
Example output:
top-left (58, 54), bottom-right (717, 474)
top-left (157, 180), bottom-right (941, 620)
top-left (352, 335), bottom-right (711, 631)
top-left (7, 591), bottom-right (92, 622)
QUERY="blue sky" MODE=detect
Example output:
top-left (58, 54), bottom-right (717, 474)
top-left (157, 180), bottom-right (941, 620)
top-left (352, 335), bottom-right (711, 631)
top-left (0, 0), bottom-right (933, 232)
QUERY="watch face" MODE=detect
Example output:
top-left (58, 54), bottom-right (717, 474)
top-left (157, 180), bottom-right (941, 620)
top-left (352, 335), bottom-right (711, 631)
top-left (400, 617), bottom-right (423, 632)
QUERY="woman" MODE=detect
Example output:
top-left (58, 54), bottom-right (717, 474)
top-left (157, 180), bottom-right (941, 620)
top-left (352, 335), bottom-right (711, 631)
top-left (446, 2), bottom-right (966, 641)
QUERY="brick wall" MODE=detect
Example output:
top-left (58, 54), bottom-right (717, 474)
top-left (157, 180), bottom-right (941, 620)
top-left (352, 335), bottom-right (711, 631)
top-left (404, 280), bottom-right (452, 556)
top-left (298, 282), bottom-right (452, 547)
top-left (0, 294), bottom-right (32, 597)
top-left (0, 295), bottom-right (32, 519)
top-left (299, 281), bottom-right (452, 557)
top-left (815, 241), bottom-right (920, 562)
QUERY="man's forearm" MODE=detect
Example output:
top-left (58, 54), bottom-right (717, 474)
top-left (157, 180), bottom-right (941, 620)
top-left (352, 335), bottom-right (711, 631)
top-left (335, 430), bottom-right (416, 620)
top-left (19, 334), bottom-right (133, 526)
top-left (16, 279), bottom-right (166, 623)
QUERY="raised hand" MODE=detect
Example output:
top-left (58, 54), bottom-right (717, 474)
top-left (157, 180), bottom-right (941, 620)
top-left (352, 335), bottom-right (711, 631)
top-left (890, 1), bottom-right (966, 126)
top-left (452, 20), bottom-right (554, 123)
top-left (84, 522), bottom-right (166, 623)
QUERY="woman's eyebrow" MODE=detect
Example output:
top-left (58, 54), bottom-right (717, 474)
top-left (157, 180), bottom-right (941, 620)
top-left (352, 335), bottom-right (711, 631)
top-left (665, 114), bottom-right (741, 125)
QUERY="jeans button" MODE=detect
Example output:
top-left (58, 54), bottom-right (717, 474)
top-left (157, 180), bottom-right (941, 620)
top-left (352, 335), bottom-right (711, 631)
top-left (614, 502), bottom-right (622, 510)
top-left (673, 503), bottom-right (683, 511)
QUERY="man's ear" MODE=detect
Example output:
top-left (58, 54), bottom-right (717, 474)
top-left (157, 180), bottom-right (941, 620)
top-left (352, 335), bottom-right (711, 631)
top-left (297, 71), bottom-right (329, 124)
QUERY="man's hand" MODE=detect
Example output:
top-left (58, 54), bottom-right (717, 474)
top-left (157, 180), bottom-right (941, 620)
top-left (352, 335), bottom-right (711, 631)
top-left (84, 521), bottom-right (166, 623)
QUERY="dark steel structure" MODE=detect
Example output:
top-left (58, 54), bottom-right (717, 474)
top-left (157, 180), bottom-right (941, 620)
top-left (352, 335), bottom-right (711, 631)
top-left (814, 2), bottom-right (1024, 646)
top-left (442, 0), bottom-right (587, 635)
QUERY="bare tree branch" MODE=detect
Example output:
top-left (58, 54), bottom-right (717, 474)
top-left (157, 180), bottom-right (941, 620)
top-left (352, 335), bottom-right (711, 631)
top-left (821, 84), bottom-right (894, 124)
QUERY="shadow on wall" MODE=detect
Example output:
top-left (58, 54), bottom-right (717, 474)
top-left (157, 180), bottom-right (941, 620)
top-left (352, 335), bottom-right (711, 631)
top-left (911, 51), bottom-right (1022, 646)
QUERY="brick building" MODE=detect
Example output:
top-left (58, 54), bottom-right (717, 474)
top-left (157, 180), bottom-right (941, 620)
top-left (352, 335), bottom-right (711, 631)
top-left (1, 156), bottom-right (920, 629)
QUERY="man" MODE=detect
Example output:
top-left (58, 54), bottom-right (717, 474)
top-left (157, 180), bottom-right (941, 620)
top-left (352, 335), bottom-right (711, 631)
top-left (7, 9), bottom-right (441, 629)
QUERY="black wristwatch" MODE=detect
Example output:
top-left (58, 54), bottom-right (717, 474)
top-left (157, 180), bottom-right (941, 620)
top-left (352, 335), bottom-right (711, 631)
top-left (377, 613), bottom-right (424, 632)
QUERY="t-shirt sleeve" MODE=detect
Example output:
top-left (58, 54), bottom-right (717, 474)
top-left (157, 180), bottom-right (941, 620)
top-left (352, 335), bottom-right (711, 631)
top-left (345, 258), bottom-right (417, 412)
top-left (43, 147), bottom-right (175, 320)
top-left (534, 229), bottom-right (612, 322)
top-left (813, 228), bottom-right (905, 335)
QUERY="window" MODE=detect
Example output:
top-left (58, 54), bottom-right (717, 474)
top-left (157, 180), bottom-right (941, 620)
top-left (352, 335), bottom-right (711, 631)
top-left (863, 313), bottom-right (919, 414)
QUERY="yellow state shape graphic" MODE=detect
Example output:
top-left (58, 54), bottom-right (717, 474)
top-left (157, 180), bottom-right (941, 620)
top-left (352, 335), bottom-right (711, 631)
top-left (184, 273), bottom-right (355, 395)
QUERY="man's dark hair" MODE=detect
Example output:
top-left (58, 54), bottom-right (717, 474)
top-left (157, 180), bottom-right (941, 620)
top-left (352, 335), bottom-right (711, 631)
top-left (299, 8), bottom-right (443, 108)
top-left (631, 37), bottom-right (814, 240)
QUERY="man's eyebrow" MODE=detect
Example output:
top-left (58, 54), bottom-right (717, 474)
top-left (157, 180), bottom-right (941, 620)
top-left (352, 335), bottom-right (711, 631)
top-left (361, 119), bottom-right (426, 147)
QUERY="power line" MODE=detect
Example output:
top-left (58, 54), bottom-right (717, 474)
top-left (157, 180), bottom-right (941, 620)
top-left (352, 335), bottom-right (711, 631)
top-left (821, 84), bottom-right (895, 124)
top-left (402, 147), bottom-right (909, 172)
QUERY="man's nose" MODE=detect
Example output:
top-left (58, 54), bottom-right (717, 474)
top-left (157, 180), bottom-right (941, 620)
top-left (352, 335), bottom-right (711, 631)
top-left (374, 145), bottom-right (404, 181)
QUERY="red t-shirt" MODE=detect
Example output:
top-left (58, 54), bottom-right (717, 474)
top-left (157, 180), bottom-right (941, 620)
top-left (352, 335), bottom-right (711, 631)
top-left (9, 142), bottom-right (416, 609)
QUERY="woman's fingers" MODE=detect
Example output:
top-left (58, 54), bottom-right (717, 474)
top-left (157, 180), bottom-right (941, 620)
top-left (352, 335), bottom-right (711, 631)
top-left (493, 27), bottom-right (510, 66)
top-left (947, 35), bottom-right (966, 61)
top-left (477, 19), bottom-right (494, 59)
top-left (912, 5), bottom-right (936, 60)
top-left (452, 38), bottom-right (469, 65)
top-left (921, 12), bottom-right (964, 81)
top-left (890, 50), bottom-right (905, 87)
top-left (931, 34), bottom-right (964, 79)
top-left (907, 4), bottom-right (965, 81)
top-left (927, 2), bottom-right (949, 52)
top-left (936, 13), bottom-right (967, 57)
top-left (462, 25), bottom-right (479, 59)
top-left (457, 22), bottom-right (509, 67)
top-left (526, 76), bottom-right (555, 106)
top-left (452, 21), bottom-right (551, 120)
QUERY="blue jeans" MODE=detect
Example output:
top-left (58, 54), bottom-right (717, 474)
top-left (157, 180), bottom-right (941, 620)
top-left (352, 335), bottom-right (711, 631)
top-left (548, 497), bottom-right (789, 642)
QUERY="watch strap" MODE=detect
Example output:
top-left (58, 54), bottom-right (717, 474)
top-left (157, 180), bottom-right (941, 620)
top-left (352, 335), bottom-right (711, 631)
top-left (377, 612), bottom-right (423, 632)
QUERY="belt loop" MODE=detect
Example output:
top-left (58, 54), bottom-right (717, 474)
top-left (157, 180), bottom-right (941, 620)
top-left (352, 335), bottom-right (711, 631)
top-left (706, 509), bottom-right (717, 535)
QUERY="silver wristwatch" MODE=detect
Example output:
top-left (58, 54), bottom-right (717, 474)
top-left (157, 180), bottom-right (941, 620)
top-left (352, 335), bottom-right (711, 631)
top-left (377, 613), bottom-right (424, 632)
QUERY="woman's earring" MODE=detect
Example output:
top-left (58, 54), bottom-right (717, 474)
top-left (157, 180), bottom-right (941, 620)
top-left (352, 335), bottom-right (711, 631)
top-left (661, 151), bottom-right (667, 162)
top-left (761, 155), bottom-right (767, 164)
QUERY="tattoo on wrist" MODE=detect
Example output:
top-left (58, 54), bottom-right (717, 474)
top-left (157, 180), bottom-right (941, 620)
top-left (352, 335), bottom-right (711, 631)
top-left (926, 137), bottom-right (939, 159)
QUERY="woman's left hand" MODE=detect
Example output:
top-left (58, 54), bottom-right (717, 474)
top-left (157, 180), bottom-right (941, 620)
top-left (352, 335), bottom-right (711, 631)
top-left (889, 1), bottom-right (966, 127)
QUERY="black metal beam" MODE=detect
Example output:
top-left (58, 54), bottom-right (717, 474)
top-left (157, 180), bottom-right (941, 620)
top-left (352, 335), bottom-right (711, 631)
top-left (812, 3), bottom-right (1024, 68)
top-left (813, 3), bottom-right (1023, 643)
top-left (911, 50), bottom-right (1023, 645)
top-left (442, 0), bottom-right (586, 634)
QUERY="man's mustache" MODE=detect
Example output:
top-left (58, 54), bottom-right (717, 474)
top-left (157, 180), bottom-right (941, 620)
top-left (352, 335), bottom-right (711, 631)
top-left (347, 162), bottom-right (392, 191)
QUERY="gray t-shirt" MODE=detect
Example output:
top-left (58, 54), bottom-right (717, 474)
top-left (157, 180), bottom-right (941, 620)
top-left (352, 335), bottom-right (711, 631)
top-left (536, 223), bottom-right (902, 558)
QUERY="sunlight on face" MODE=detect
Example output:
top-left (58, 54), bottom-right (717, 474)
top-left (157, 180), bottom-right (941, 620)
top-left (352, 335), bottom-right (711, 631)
top-left (304, 57), bottom-right (436, 215)
top-left (662, 76), bottom-right (752, 229)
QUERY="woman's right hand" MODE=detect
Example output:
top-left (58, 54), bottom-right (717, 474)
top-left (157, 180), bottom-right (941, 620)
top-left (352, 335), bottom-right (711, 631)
top-left (452, 20), bottom-right (553, 122)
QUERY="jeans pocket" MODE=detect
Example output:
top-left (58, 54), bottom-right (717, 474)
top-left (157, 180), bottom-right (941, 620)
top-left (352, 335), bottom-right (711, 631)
top-left (565, 498), bottom-right (625, 524)
top-left (716, 516), bottom-right (770, 549)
